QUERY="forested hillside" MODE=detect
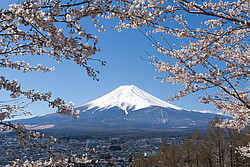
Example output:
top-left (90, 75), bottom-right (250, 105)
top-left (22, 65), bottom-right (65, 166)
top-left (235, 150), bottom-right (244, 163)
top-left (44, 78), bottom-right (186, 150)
top-left (131, 119), bottom-right (250, 167)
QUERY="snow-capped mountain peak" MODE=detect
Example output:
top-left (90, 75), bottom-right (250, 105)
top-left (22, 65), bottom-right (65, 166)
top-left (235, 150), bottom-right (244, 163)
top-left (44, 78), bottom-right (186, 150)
top-left (80, 85), bottom-right (182, 114)
top-left (17, 85), bottom-right (229, 133)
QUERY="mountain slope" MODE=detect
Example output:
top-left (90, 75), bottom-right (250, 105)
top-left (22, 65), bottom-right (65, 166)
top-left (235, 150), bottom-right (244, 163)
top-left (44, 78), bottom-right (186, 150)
top-left (14, 85), bottom-right (228, 134)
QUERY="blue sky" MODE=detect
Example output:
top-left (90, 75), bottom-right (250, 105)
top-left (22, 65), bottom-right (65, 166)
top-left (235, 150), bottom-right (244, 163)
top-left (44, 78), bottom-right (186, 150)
top-left (2, 0), bottom-right (218, 119)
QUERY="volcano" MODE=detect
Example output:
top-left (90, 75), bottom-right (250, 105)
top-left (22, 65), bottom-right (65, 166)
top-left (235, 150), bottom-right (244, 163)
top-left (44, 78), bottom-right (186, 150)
top-left (15, 85), bottom-right (226, 134)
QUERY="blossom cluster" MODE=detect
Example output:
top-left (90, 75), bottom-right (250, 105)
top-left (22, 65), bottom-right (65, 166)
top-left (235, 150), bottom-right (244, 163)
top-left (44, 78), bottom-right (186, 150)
top-left (6, 153), bottom-right (91, 167)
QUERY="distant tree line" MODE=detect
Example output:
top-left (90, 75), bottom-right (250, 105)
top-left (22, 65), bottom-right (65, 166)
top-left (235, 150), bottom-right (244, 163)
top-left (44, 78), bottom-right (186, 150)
top-left (131, 118), bottom-right (250, 167)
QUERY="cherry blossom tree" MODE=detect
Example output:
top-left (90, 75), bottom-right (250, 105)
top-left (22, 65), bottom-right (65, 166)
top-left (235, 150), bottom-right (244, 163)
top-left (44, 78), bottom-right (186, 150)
top-left (0, 0), bottom-right (109, 165)
top-left (111, 0), bottom-right (249, 129)
top-left (145, 0), bottom-right (249, 131)
top-left (113, 0), bottom-right (249, 131)
top-left (118, 0), bottom-right (249, 157)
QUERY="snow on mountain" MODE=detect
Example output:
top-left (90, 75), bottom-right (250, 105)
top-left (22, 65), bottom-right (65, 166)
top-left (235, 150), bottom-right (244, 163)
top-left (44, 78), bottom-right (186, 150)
top-left (79, 85), bottom-right (183, 114)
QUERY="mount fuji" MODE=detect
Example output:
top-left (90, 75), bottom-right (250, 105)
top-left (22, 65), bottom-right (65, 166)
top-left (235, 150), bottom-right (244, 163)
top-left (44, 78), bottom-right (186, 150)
top-left (15, 85), bottom-right (226, 134)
